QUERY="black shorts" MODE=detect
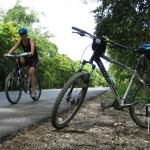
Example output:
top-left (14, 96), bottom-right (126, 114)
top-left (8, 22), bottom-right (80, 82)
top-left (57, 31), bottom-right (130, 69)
top-left (24, 56), bottom-right (39, 68)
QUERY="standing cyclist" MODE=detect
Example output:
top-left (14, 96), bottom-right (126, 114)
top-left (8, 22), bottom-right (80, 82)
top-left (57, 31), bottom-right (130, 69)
top-left (4, 27), bottom-right (39, 99)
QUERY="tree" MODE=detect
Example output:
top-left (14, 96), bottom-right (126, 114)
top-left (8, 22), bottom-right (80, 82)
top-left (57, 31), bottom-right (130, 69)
top-left (93, 0), bottom-right (150, 91)
top-left (93, 0), bottom-right (149, 65)
top-left (3, 0), bottom-right (39, 28)
top-left (0, 1), bottom-right (105, 91)
top-left (0, 22), bottom-right (19, 90)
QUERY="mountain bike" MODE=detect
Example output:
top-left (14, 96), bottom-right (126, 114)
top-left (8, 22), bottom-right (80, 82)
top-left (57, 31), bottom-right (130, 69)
top-left (51, 26), bottom-right (150, 129)
top-left (4, 52), bottom-right (41, 104)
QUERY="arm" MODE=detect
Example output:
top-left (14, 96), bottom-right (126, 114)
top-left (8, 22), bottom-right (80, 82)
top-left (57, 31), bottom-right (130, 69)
top-left (28, 38), bottom-right (35, 56)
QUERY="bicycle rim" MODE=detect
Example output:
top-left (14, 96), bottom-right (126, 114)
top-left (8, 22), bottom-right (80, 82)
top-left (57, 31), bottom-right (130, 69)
top-left (51, 72), bottom-right (89, 129)
top-left (129, 82), bottom-right (150, 128)
top-left (5, 72), bottom-right (22, 104)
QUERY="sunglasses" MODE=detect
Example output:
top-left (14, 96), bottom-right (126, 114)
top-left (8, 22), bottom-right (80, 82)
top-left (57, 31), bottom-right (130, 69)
top-left (19, 33), bottom-right (26, 36)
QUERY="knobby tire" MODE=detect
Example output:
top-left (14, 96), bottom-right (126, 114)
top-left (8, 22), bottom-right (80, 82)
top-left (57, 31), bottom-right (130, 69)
top-left (5, 72), bottom-right (22, 104)
top-left (51, 72), bottom-right (89, 129)
top-left (129, 82), bottom-right (150, 128)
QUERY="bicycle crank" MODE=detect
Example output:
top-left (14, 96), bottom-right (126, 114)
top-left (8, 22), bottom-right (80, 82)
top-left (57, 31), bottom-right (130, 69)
top-left (101, 99), bottom-right (124, 111)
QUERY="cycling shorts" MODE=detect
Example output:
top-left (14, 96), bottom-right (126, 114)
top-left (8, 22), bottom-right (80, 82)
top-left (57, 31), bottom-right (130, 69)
top-left (24, 56), bottom-right (39, 68)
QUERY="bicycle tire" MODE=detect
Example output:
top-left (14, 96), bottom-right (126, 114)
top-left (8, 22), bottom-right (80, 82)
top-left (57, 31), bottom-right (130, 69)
top-left (129, 82), bottom-right (150, 128)
top-left (5, 71), bottom-right (22, 104)
top-left (51, 72), bottom-right (90, 129)
top-left (30, 76), bottom-right (42, 101)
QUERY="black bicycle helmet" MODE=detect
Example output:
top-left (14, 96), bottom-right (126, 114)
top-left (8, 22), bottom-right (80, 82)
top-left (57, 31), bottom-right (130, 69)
top-left (18, 27), bottom-right (28, 34)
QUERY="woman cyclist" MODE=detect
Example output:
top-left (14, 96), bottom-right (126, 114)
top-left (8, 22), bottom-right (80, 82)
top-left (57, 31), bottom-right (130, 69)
top-left (4, 27), bottom-right (39, 99)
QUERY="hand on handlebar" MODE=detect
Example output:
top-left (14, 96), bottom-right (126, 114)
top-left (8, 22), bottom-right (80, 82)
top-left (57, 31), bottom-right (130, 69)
top-left (27, 52), bottom-right (33, 56)
top-left (4, 52), bottom-right (29, 58)
top-left (4, 53), bottom-right (10, 57)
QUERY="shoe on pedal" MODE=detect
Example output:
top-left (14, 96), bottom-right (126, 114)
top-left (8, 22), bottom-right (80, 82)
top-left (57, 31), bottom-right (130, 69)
top-left (31, 91), bottom-right (36, 99)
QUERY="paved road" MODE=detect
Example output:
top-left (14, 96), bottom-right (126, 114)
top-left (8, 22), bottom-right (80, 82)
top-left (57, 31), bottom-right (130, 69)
top-left (0, 87), bottom-right (109, 140)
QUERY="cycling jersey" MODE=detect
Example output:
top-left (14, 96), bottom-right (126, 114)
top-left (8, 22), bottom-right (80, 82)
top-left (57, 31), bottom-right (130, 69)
top-left (20, 38), bottom-right (39, 68)
top-left (20, 38), bottom-right (38, 58)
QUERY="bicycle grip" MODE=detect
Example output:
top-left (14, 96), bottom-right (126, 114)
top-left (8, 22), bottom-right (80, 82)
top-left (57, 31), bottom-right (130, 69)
top-left (72, 26), bottom-right (82, 32)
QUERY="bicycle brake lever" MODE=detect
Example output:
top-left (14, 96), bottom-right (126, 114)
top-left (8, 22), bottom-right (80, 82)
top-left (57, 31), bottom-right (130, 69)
top-left (72, 31), bottom-right (85, 36)
top-left (79, 32), bottom-right (85, 36)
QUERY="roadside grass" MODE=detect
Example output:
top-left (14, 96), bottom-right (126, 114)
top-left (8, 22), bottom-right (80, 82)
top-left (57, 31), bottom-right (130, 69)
top-left (100, 90), bottom-right (115, 101)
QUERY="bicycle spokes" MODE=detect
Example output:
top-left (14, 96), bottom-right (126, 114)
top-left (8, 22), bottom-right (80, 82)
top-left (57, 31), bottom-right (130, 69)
top-left (51, 72), bottom-right (89, 129)
top-left (5, 72), bottom-right (22, 104)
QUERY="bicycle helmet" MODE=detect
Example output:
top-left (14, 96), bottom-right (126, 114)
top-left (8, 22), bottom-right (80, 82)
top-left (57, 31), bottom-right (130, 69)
top-left (137, 44), bottom-right (150, 59)
top-left (18, 27), bottom-right (28, 34)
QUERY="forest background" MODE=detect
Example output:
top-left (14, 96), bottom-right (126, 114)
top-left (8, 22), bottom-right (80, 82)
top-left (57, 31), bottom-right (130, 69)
top-left (0, 0), bottom-right (149, 94)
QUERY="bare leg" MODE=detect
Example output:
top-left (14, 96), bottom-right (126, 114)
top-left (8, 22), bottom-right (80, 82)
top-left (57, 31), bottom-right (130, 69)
top-left (16, 57), bottom-right (25, 64)
top-left (28, 67), bottom-right (36, 97)
top-left (20, 57), bottom-right (25, 64)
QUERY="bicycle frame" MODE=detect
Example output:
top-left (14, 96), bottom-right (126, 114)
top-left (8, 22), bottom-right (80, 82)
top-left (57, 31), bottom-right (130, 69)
top-left (79, 53), bottom-right (150, 108)
top-left (50, 26), bottom-right (150, 129)
top-left (13, 62), bottom-right (30, 92)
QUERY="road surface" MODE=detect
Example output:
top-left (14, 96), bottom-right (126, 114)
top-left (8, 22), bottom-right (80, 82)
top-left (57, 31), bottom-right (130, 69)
top-left (0, 87), bottom-right (109, 140)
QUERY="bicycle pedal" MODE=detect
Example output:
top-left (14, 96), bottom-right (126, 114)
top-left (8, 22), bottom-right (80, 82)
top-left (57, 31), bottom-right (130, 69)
top-left (101, 102), bottom-right (114, 111)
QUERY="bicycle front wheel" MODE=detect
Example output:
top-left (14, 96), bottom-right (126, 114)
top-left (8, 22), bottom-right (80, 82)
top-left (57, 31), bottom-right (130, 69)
top-left (51, 72), bottom-right (90, 129)
top-left (5, 72), bottom-right (22, 104)
top-left (129, 82), bottom-right (150, 128)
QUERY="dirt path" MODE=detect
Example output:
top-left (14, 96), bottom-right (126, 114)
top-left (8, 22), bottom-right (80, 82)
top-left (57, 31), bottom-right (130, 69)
top-left (0, 92), bottom-right (150, 150)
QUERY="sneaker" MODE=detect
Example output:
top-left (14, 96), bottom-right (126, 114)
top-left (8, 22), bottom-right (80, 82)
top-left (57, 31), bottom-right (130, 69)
top-left (31, 91), bottom-right (36, 99)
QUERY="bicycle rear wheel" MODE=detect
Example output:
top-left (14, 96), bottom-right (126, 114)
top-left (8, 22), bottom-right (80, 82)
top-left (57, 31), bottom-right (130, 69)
top-left (29, 76), bottom-right (42, 101)
top-left (129, 82), bottom-right (150, 128)
top-left (5, 72), bottom-right (22, 104)
top-left (51, 72), bottom-right (90, 129)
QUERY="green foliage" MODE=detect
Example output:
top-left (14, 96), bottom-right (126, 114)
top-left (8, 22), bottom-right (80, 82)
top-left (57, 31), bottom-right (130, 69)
top-left (0, 22), bottom-right (20, 89)
top-left (93, 0), bottom-right (150, 90)
top-left (0, 22), bottom-right (19, 71)
top-left (0, 22), bottom-right (19, 51)
top-left (3, 1), bottom-right (39, 27)
top-left (0, 1), bottom-right (105, 91)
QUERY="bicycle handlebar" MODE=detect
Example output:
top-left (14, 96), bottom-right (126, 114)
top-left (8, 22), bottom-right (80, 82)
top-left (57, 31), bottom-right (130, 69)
top-left (72, 26), bottom-right (95, 39)
top-left (72, 26), bottom-right (128, 50)
top-left (4, 52), bottom-right (28, 58)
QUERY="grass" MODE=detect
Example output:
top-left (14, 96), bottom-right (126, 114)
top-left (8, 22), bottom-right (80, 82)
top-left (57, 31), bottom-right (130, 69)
top-left (100, 90), bottom-right (115, 101)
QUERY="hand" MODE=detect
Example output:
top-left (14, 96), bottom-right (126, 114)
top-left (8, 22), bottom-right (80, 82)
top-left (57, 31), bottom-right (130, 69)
top-left (4, 53), bottom-right (9, 57)
top-left (28, 52), bottom-right (33, 56)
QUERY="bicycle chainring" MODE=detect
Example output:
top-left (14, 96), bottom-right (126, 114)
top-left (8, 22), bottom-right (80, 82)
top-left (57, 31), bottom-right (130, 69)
top-left (113, 99), bottom-right (123, 110)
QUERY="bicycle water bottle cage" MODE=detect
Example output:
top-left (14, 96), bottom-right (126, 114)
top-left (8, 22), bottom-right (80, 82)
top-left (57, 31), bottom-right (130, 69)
top-left (137, 44), bottom-right (150, 59)
top-left (92, 37), bottom-right (107, 56)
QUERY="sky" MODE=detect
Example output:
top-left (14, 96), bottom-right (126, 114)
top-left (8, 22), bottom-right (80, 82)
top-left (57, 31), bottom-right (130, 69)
top-left (0, 0), bottom-right (109, 68)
